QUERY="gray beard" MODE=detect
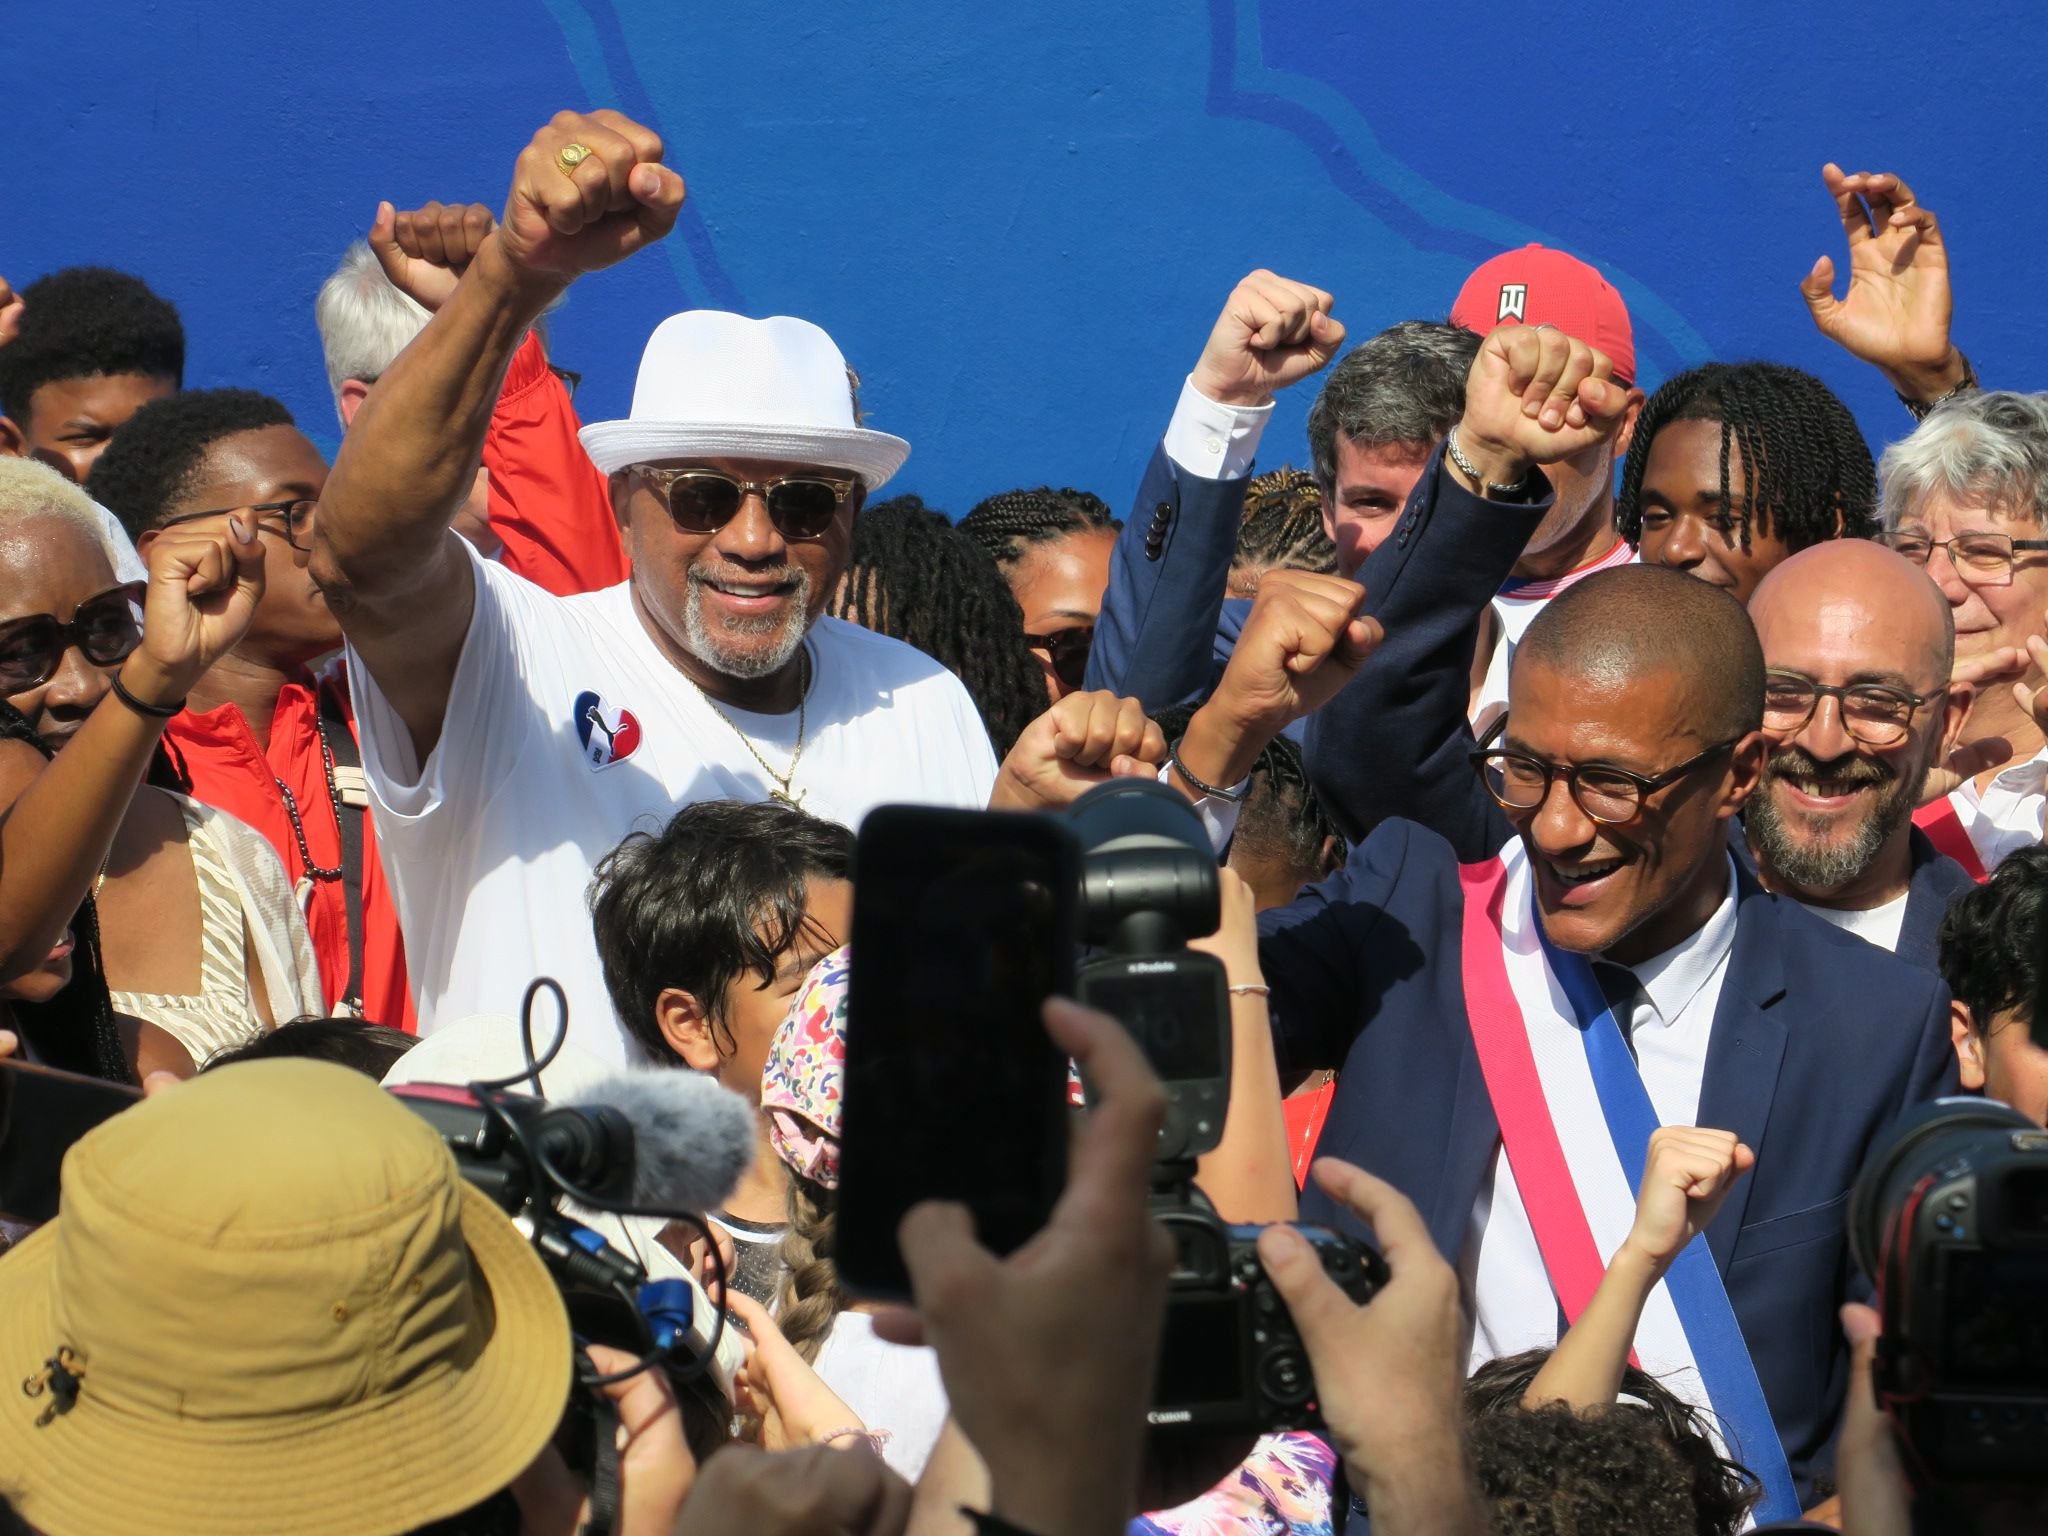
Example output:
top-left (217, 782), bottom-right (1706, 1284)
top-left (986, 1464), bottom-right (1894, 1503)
top-left (680, 568), bottom-right (813, 681)
top-left (1747, 767), bottom-right (1918, 893)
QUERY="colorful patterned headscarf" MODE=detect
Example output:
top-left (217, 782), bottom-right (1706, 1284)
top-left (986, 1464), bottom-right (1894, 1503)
top-left (760, 945), bottom-right (851, 1188)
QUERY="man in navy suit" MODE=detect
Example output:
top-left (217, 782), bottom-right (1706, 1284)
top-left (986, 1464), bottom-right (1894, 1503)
top-left (1169, 323), bottom-right (1954, 1501)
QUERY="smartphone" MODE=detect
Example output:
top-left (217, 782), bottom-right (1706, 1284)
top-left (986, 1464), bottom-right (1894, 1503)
top-left (0, 1058), bottom-right (143, 1224)
top-left (836, 805), bottom-right (1080, 1298)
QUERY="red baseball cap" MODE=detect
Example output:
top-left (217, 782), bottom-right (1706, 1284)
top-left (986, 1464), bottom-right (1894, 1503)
top-left (1450, 244), bottom-right (1635, 387)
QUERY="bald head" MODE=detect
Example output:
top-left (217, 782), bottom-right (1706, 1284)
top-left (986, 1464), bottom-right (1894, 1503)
top-left (1515, 564), bottom-right (1764, 741)
top-left (1749, 539), bottom-right (1953, 686)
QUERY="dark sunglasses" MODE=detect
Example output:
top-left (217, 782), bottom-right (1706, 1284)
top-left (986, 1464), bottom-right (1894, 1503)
top-left (1024, 625), bottom-right (1095, 691)
top-left (634, 466), bottom-right (855, 543)
top-left (0, 583), bottom-right (146, 694)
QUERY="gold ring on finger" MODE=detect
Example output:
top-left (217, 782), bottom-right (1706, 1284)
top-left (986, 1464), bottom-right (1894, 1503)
top-left (555, 142), bottom-right (594, 178)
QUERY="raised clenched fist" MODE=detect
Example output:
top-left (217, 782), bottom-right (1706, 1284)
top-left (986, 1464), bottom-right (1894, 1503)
top-left (496, 108), bottom-right (685, 283)
top-left (1189, 270), bottom-right (1346, 408)
top-left (368, 201), bottom-right (497, 314)
top-left (0, 274), bottom-right (21, 349)
top-left (1210, 569), bottom-right (1380, 740)
top-left (1449, 324), bottom-right (1632, 492)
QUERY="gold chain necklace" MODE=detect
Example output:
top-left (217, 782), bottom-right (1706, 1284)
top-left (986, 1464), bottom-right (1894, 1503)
top-left (691, 648), bottom-right (811, 807)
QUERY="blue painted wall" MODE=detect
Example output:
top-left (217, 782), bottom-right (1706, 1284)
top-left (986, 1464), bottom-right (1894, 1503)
top-left (12, 3), bottom-right (2042, 513)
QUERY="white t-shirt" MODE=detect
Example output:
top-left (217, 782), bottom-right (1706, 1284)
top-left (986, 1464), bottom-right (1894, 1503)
top-left (348, 548), bottom-right (999, 1063)
top-left (1803, 890), bottom-right (1911, 951)
top-left (813, 1312), bottom-right (950, 1481)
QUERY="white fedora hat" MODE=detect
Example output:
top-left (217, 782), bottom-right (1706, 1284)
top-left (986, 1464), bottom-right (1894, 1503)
top-left (579, 311), bottom-right (910, 490)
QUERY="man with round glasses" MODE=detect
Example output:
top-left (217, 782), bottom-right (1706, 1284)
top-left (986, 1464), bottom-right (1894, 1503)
top-left (305, 110), bottom-right (999, 1061)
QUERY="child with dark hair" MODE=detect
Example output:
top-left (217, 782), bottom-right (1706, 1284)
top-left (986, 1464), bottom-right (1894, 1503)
top-left (0, 267), bottom-right (184, 485)
top-left (204, 1016), bottom-right (418, 1079)
top-left (1228, 467), bottom-right (1336, 600)
top-left (1940, 844), bottom-right (2048, 1125)
top-left (587, 798), bottom-right (856, 1304)
top-left (1618, 360), bottom-right (1878, 603)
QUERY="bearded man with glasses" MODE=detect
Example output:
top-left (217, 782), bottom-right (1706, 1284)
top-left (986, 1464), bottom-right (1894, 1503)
top-left (303, 111), bottom-right (1008, 1063)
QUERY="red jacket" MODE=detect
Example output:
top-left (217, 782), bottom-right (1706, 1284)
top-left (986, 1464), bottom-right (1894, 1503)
top-left (162, 332), bottom-right (626, 1026)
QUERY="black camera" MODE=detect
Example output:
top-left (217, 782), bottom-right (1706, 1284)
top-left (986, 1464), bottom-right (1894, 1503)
top-left (1064, 780), bottom-right (1387, 1435)
top-left (1850, 1096), bottom-right (2048, 1483)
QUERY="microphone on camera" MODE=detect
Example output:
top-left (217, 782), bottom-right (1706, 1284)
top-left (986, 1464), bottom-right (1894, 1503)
top-left (555, 1070), bottom-right (757, 1214)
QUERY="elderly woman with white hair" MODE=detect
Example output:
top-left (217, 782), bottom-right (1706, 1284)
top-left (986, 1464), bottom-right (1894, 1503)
top-left (0, 456), bottom-right (320, 1078)
top-left (1879, 391), bottom-right (2048, 877)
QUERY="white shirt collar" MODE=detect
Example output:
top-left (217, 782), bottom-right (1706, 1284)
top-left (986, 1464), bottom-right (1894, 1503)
top-left (1610, 854), bottom-right (1740, 1028)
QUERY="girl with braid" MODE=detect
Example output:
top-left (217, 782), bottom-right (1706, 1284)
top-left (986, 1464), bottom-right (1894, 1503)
top-left (1227, 468), bottom-right (1336, 599)
top-left (1619, 361), bottom-right (1879, 603)
top-left (959, 485), bottom-right (1121, 702)
top-left (826, 495), bottom-right (1049, 757)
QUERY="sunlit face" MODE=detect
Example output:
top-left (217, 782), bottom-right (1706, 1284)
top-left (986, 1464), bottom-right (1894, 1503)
top-left (1007, 528), bottom-right (1115, 702)
top-left (1955, 1003), bottom-right (2048, 1128)
top-left (0, 515), bottom-right (122, 750)
top-left (1502, 656), bottom-right (1760, 961)
top-left (618, 456), bottom-right (858, 683)
top-left (1321, 436), bottom-right (1432, 578)
top-left (12, 372), bottom-right (177, 484)
top-left (1634, 419), bottom-right (1801, 603)
top-left (712, 878), bottom-right (853, 1102)
top-left (1894, 487), bottom-right (2048, 671)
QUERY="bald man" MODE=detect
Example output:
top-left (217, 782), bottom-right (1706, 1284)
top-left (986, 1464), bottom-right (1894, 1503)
top-left (1202, 328), bottom-right (1956, 1507)
top-left (1744, 541), bottom-right (1976, 964)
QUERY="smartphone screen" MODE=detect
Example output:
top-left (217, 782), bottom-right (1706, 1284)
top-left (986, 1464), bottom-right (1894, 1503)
top-left (0, 1059), bottom-right (143, 1224)
top-left (836, 805), bottom-right (1080, 1298)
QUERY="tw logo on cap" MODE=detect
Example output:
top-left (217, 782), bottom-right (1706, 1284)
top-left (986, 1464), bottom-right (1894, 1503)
top-left (573, 689), bottom-right (643, 769)
top-left (1497, 284), bottom-right (1528, 322)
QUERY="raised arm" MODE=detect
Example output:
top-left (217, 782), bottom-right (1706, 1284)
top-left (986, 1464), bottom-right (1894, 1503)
top-left (1304, 324), bottom-right (1633, 859)
top-left (1799, 164), bottom-right (1973, 410)
top-left (1086, 271), bottom-right (1343, 709)
top-left (309, 110), bottom-right (683, 760)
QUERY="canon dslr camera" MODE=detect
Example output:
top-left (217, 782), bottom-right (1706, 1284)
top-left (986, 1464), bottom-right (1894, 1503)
top-left (1066, 780), bottom-right (1386, 1435)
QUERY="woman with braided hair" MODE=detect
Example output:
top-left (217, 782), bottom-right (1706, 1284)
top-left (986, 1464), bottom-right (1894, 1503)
top-left (1618, 361), bottom-right (1879, 603)
top-left (959, 485), bottom-right (1121, 702)
top-left (826, 494), bottom-right (1048, 757)
top-left (1227, 467), bottom-right (1336, 600)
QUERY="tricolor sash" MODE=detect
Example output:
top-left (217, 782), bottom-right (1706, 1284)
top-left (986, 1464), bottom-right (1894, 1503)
top-left (1913, 795), bottom-right (1991, 883)
top-left (1458, 841), bottom-right (1800, 1523)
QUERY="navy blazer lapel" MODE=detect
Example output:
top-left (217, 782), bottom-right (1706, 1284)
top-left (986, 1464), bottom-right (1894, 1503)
top-left (1698, 868), bottom-right (1791, 1272)
top-left (1430, 1017), bottom-right (1502, 1261)
top-left (1896, 827), bottom-right (1978, 972)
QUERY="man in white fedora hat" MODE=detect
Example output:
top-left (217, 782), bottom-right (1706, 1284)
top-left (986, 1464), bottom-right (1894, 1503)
top-left (306, 109), bottom-right (1004, 1063)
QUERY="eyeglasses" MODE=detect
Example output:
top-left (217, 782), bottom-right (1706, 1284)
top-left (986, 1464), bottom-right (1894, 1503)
top-left (633, 467), bottom-right (854, 543)
top-left (0, 583), bottom-right (145, 694)
top-left (1023, 625), bottom-right (1094, 691)
top-left (1877, 528), bottom-right (2048, 586)
top-left (159, 498), bottom-right (318, 553)
top-left (1761, 670), bottom-right (1937, 747)
top-left (1470, 737), bottom-right (1740, 824)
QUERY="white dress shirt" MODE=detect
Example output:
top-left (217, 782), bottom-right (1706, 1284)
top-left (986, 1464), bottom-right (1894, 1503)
top-left (1942, 747), bottom-right (2048, 874)
top-left (1161, 376), bottom-right (1273, 480)
top-left (1464, 857), bottom-right (1741, 1370)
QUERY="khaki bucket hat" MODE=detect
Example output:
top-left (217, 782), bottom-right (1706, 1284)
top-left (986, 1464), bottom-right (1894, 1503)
top-left (0, 1057), bottom-right (570, 1536)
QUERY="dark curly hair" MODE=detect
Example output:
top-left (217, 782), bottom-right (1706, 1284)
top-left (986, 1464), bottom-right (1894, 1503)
top-left (1466, 1349), bottom-right (1760, 1536)
top-left (0, 703), bottom-right (130, 1083)
top-left (1231, 466), bottom-right (1335, 597)
top-left (1939, 843), bottom-right (2048, 1033)
top-left (958, 485), bottom-right (1122, 571)
top-left (86, 388), bottom-right (296, 542)
top-left (1153, 700), bottom-right (1337, 893)
top-left (0, 267), bottom-right (184, 423)
top-left (1617, 361), bottom-right (1878, 555)
top-left (829, 494), bottom-right (1049, 756)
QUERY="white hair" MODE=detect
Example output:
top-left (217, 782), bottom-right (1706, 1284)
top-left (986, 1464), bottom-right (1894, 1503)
top-left (1878, 390), bottom-right (2048, 531)
top-left (0, 455), bottom-right (120, 561)
top-left (313, 241), bottom-right (433, 425)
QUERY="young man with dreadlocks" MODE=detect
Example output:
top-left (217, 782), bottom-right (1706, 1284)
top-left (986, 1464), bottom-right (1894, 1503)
top-left (958, 484), bottom-right (1121, 704)
top-left (1619, 361), bottom-right (1879, 603)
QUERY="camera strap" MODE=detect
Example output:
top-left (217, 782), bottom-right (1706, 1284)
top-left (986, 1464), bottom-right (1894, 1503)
top-left (1457, 842), bottom-right (1801, 1525)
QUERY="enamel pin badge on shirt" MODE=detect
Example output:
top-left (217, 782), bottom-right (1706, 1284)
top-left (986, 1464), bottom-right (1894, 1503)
top-left (573, 690), bottom-right (643, 769)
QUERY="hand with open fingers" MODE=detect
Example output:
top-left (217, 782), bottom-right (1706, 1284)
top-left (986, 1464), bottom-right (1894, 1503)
top-left (510, 1342), bottom-right (696, 1536)
top-left (1619, 1126), bottom-right (1754, 1274)
top-left (128, 513), bottom-right (268, 707)
top-left (1919, 644), bottom-right (2026, 803)
top-left (1189, 270), bottom-right (1347, 408)
top-left (672, 1441), bottom-right (912, 1536)
top-left (2010, 631), bottom-right (2048, 761)
top-left (882, 998), bottom-right (1174, 1536)
top-left (1800, 165), bottom-right (1964, 400)
top-left (1255, 1160), bottom-right (1486, 1533)
top-left (0, 274), bottom-right (21, 349)
top-left (1208, 569), bottom-right (1380, 741)
top-left (497, 108), bottom-right (686, 283)
top-left (1835, 1303), bottom-right (1911, 1536)
top-left (1187, 868), bottom-right (1261, 988)
top-left (728, 1291), bottom-right (871, 1452)
top-left (368, 200), bottom-right (498, 313)
top-left (989, 691), bottom-right (1166, 812)
top-left (1452, 324), bottom-right (1631, 491)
